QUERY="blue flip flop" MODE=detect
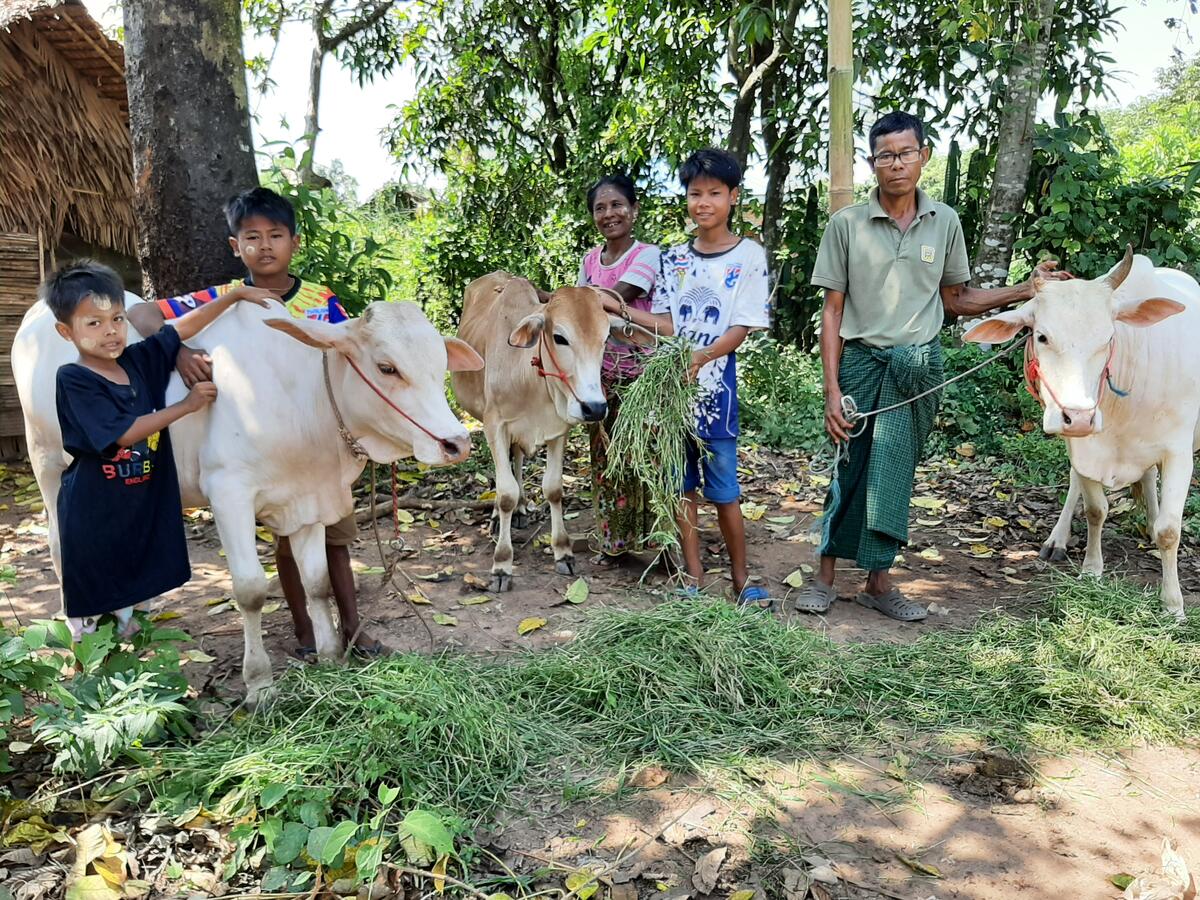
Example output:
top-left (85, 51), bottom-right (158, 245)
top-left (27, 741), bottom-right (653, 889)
top-left (737, 584), bottom-right (774, 612)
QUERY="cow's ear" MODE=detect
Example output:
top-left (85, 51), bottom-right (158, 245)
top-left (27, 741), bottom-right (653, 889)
top-left (607, 316), bottom-right (658, 349)
top-left (263, 315), bottom-right (352, 351)
top-left (1115, 297), bottom-right (1186, 327)
top-left (962, 304), bottom-right (1033, 344)
top-left (444, 336), bottom-right (484, 372)
top-left (508, 313), bottom-right (544, 349)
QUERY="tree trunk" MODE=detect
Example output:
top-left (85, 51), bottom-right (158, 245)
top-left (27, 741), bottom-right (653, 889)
top-left (300, 37), bottom-right (326, 183)
top-left (759, 66), bottom-right (792, 259)
top-left (827, 0), bottom-right (854, 213)
top-left (972, 0), bottom-right (1055, 289)
top-left (124, 0), bottom-right (258, 298)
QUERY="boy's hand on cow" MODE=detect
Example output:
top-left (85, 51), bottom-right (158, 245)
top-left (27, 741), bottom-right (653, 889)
top-left (176, 346), bottom-right (213, 388)
top-left (226, 285), bottom-right (282, 308)
top-left (824, 388), bottom-right (852, 444)
top-left (183, 381), bottom-right (218, 412)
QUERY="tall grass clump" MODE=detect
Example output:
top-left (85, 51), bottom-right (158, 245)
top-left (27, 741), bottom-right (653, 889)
top-left (604, 337), bottom-right (701, 547)
top-left (155, 575), bottom-right (1199, 823)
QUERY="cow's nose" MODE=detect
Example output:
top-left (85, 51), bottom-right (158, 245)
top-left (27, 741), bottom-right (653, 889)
top-left (579, 400), bottom-right (608, 422)
top-left (439, 433), bottom-right (472, 463)
top-left (1060, 407), bottom-right (1097, 436)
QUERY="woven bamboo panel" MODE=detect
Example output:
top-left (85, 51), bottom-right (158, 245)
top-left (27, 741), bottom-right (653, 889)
top-left (0, 231), bottom-right (40, 437)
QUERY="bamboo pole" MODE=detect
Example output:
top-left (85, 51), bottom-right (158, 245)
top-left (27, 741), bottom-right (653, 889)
top-left (828, 0), bottom-right (854, 212)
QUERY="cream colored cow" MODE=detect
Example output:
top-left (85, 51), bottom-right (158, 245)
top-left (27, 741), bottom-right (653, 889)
top-left (452, 272), bottom-right (652, 591)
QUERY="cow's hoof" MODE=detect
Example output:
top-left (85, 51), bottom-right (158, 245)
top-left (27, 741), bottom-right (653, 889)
top-left (1039, 543), bottom-right (1068, 563)
top-left (513, 511), bottom-right (529, 530)
top-left (243, 684), bottom-right (275, 712)
top-left (555, 555), bottom-right (576, 576)
top-left (490, 572), bottom-right (513, 592)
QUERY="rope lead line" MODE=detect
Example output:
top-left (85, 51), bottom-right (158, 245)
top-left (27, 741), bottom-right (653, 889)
top-left (809, 337), bottom-right (1026, 478)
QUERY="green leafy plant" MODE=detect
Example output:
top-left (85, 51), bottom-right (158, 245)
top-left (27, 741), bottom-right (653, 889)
top-left (31, 618), bottom-right (193, 776)
top-left (0, 621), bottom-right (66, 773)
top-left (737, 331), bottom-right (825, 451)
top-left (259, 142), bottom-right (396, 315)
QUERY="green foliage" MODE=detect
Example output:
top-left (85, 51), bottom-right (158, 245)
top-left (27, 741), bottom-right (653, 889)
top-left (259, 143), bottom-right (395, 314)
top-left (738, 332), bottom-right (824, 451)
top-left (1015, 115), bottom-right (1200, 277)
top-left (0, 622), bottom-right (64, 773)
top-left (157, 579), bottom-right (1200, 858)
top-left (993, 431), bottom-right (1070, 488)
top-left (31, 618), bottom-right (193, 776)
top-left (1106, 54), bottom-right (1200, 182)
top-left (930, 340), bottom-right (1033, 454)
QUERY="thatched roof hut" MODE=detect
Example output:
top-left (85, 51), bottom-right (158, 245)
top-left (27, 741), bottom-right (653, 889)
top-left (0, 0), bottom-right (136, 447)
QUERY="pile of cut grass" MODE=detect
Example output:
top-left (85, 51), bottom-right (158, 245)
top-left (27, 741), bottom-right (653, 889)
top-left (157, 575), bottom-right (1199, 822)
top-left (603, 336), bottom-right (701, 547)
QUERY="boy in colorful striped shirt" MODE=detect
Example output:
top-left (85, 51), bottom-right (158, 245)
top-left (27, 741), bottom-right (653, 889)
top-left (129, 187), bottom-right (383, 660)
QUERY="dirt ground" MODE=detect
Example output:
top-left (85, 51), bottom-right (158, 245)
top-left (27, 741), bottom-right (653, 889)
top-left (3, 446), bottom-right (1198, 899)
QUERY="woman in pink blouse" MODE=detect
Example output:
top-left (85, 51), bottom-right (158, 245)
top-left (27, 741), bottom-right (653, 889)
top-left (577, 175), bottom-right (660, 562)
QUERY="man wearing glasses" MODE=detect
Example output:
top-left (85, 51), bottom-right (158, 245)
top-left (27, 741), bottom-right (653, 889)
top-left (798, 110), bottom-right (1064, 621)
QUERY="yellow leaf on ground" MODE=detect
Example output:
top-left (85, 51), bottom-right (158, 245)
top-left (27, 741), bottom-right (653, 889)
top-left (919, 547), bottom-right (944, 562)
top-left (432, 853), bottom-right (448, 894)
top-left (783, 570), bottom-right (805, 589)
top-left (461, 595), bottom-right (491, 606)
top-left (64, 874), bottom-right (120, 900)
top-left (969, 544), bottom-right (995, 558)
top-left (564, 870), bottom-right (599, 900)
top-left (262, 602), bottom-right (282, 615)
top-left (911, 497), bottom-right (946, 511)
top-left (1017, 518), bottom-right (1035, 530)
top-left (729, 892), bottom-right (755, 900)
top-left (432, 614), bottom-right (457, 627)
top-left (204, 597), bottom-right (228, 606)
top-left (255, 528), bottom-right (274, 543)
top-left (396, 509), bottom-right (415, 525)
top-left (478, 490), bottom-right (496, 501)
top-left (518, 617), bottom-right (546, 635)
top-left (406, 592), bottom-right (431, 605)
top-left (896, 854), bottom-right (942, 878)
top-left (740, 502), bottom-right (767, 521)
top-left (150, 611), bottom-right (182, 622)
top-left (984, 516), bottom-right (1008, 529)
top-left (564, 578), bottom-right (589, 604)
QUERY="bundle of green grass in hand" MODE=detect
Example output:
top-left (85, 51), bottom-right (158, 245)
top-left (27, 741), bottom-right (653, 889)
top-left (603, 336), bottom-right (701, 549)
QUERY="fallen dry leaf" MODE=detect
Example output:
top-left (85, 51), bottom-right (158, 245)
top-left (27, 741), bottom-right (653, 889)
top-left (518, 617), bottom-right (546, 636)
top-left (629, 765), bottom-right (670, 789)
top-left (783, 569), bottom-right (805, 589)
top-left (897, 853), bottom-right (942, 878)
top-left (692, 846), bottom-right (728, 894)
top-left (432, 614), bottom-right (457, 627)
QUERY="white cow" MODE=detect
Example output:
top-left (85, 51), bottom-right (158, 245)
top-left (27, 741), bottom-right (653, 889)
top-left (965, 248), bottom-right (1199, 620)
top-left (14, 297), bottom-right (483, 702)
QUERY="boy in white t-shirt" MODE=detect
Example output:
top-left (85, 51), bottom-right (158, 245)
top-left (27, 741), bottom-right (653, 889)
top-left (628, 149), bottom-right (773, 609)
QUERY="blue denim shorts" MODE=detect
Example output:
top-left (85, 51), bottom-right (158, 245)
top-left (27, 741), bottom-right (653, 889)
top-left (683, 437), bottom-right (741, 504)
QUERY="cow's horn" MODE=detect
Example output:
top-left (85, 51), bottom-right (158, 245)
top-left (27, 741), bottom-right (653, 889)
top-left (1105, 244), bottom-right (1134, 291)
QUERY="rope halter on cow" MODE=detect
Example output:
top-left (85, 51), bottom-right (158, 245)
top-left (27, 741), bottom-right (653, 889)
top-left (1022, 333), bottom-right (1130, 414)
top-left (530, 328), bottom-right (580, 401)
top-left (322, 351), bottom-right (461, 461)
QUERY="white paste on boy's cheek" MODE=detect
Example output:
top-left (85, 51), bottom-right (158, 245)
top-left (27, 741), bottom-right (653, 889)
top-left (92, 295), bottom-right (112, 310)
top-left (244, 245), bottom-right (257, 255)
top-left (80, 337), bottom-right (97, 350)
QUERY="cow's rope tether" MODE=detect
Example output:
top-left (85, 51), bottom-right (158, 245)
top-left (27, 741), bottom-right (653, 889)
top-left (809, 336), bottom-right (1027, 478)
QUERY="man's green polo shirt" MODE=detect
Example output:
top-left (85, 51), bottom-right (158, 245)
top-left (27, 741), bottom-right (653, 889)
top-left (811, 187), bottom-right (971, 347)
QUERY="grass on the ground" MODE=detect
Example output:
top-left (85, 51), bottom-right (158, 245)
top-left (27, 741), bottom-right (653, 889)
top-left (156, 574), bottom-right (1199, 826)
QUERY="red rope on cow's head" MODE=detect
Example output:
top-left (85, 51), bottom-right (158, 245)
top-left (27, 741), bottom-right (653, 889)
top-left (1023, 333), bottom-right (1122, 414)
top-left (530, 328), bottom-right (580, 401)
top-left (339, 352), bottom-right (447, 446)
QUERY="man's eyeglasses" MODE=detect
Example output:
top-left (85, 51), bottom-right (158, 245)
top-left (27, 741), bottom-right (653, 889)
top-left (870, 149), bottom-right (922, 168)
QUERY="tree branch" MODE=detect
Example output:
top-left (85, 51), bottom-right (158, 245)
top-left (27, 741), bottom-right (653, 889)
top-left (321, 0), bottom-right (397, 51)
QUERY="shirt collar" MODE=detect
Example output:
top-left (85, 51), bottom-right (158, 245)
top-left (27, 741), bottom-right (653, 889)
top-left (868, 187), bottom-right (935, 222)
